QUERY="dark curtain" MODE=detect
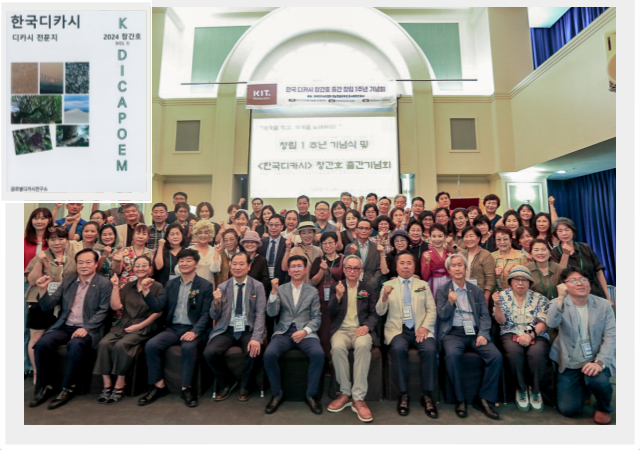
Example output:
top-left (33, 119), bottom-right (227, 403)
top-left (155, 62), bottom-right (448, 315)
top-left (530, 7), bottom-right (609, 69)
top-left (547, 169), bottom-right (615, 286)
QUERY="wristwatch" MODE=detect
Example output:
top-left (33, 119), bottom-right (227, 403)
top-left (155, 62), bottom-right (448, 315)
top-left (595, 360), bottom-right (605, 369)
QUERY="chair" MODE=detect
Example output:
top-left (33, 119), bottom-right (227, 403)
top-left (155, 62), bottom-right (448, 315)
top-left (263, 349), bottom-right (322, 401)
top-left (328, 346), bottom-right (384, 401)
top-left (211, 345), bottom-right (266, 398)
top-left (386, 347), bottom-right (439, 400)
top-left (162, 345), bottom-right (214, 396)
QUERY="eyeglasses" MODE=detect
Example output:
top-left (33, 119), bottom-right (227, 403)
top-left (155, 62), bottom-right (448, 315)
top-left (289, 265), bottom-right (305, 271)
top-left (511, 277), bottom-right (529, 284)
top-left (344, 266), bottom-right (362, 272)
top-left (566, 278), bottom-right (588, 285)
top-left (268, 223), bottom-right (283, 228)
top-left (315, 208), bottom-right (329, 213)
top-left (321, 241), bottom-right (336, 246)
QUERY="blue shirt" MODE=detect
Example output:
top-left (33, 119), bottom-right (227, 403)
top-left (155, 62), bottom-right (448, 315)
top-left (172, 278), bottom-right (194, 326)
top-left (55, 217), bottom-right (87, 237)
top-left (452, 283), bottom-right (476, 327)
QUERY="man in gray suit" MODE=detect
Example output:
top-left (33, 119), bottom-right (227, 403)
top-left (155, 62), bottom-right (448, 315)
top-left (346, 218), bottom-right (382, 292)
top-left (203, 252), bottom-right (266, 402)
top-left (30, 249), bottom-right (113, 409)
top-left (263, 255), bottom-right (324, 415)
top-left (547, 268), bottom-right (615, 425)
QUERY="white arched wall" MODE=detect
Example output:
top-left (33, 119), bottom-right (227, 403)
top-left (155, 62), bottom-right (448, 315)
top-left (209, 7), bottom-right (440, 212)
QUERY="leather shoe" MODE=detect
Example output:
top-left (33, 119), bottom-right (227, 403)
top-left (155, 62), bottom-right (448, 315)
top-left (214, 381), bottom-right (238, 402)
top-left (455, 401), bottom-right (467, 418)
top-left (29, 385), bottom-right (55, 408)
top-left (48, 387), bottom-right (75, 410)
top-left (420, 394), bottom-right (438, 419)
top-left (472, 398), bottom-right (500, 420)
top-left (265, 394), bottom-right (284, 414)
top-left (138, 385), bottom-right (169, 406)
top-left (305, 397), bottom-right (322, 415)
top-left (237, 387), bottom-right (251, 402)
top-left (397, 394), bottom-right (410, 416)
top-left (181, 388), bottom-right (198, 407)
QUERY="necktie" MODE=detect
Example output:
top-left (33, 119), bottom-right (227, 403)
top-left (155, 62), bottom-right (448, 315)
top-left (403, 279), bottom-right (414, 329)
top-left (268, 240), bottom-right (276, 266)
top-left (234, 283), bottom-right (245, 339)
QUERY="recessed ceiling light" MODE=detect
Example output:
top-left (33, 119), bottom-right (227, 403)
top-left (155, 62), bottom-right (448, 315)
top-left (556, 170), bottom-right (567, 174)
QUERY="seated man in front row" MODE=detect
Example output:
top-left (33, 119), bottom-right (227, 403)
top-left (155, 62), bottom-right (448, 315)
top-left (546, 268), bottom-right (616, 425)
top-left (203, 252), bottom-right (266, 402)
top-left (376, 251), bottom-right (439, 419)
top-left (326, 255), bottom-right (379, 423)
top-left (138, 248), bottom-right (214, 408)
top-left (30, 249), bottom-right (112, 409)
top-left (263, 255), bottom-right (324, 415)
top-left (436, 254), bottom-right (502, 420)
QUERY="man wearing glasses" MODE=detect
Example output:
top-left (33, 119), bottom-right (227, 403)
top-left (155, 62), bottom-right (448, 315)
top-left (346, 219), bottom-right (383, 290)
top-left (257, 214), bottom-right (288, 285)
top-left (547, 268), bottom-right (615, 425)
top-left (138, 248), bottom-right (214, 408)
top-left (326, 255), bottom-right (379, 422)
top-left (249, 198), bottom-right (264, 223)
top-left (313, 201), bottom-right (337, 243)
top-left (263, 255), bottom-right (324, 415)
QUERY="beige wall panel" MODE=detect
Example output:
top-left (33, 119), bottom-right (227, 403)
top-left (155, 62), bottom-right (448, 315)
top-left (510, 9), bottom-right (616, 170)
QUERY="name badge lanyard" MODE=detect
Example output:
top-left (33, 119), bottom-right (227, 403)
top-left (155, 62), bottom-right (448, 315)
top-left (169, 252), bottom-right (174, 276)
top-left (534, 262), bottom-right (552, 300)
top-left (576, 309), bottom-right (593, 358)
top-left (558, 243), bottom-right (584, 270)
top-left (49, 249), bottom-right (67, 282)
top-left (323, 255), bottom-right (338, 300)
top-left (454, 294), bottom-right (475, 335)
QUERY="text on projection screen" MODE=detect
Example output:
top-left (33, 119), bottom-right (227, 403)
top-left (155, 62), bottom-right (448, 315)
top-left (249, 116), bottom-right (399, 198)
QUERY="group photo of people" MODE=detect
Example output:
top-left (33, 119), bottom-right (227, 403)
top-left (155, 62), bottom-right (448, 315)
top-left (23, 192), bottom-right (616, 425)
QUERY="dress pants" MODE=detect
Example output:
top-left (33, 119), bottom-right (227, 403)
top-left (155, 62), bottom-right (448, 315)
top-left (145, 324), bottom-right (203, 388)
top-left (330, 328), bottom-right (372, 401)
top-left (500, 334), bottom-right (550, 394)
top-left (33, 325), bottom-right (93, 389)
top-left (203, 327), bottom-right (258, 389)
top-left (263, 325), bottom-right (324, 398)
top-left (557, 367), bottom-right (613, 416)
top-left (389, 325), bottom-right (437, 395)
top-left (442, 327), bottom-right (502, 403)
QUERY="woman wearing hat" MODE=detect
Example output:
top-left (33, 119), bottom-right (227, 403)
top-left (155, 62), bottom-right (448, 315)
top-left (550, 217), bottom-right (612, 303)
top-left (385, 229), bottom-right (419, 279)
top-left (239, 230), bottom-right (271, 297)
top-left (281, 221), bottom-right (323, 284)
top-left (492, 266), bottom-right (550, 413)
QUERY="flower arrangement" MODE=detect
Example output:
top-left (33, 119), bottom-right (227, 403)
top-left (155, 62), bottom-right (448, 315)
top-left (414, 286), bottom-right (427, 293)
top-left (357, 290), bottom-right (369, 299)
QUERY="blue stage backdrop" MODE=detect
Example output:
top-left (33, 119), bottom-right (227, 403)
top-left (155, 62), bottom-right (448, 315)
top-left (530, 7), bottom-right (609, 69)
top-left (547, 168), bottom-right (616, 286)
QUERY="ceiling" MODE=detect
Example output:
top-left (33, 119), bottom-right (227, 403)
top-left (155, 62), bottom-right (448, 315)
top-left (523, 138), bottom-right (616, 180)
top-left (527, 7), bottom-right (571, 28)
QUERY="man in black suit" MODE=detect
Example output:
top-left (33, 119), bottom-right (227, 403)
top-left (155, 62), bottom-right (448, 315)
top-left (30, 249), bottom-right (113, 409)
top-left (436, 254), bottom-right (502, 420)
top-left (257, 214), bottom-right (288, 285)
top-left (138, 248), bottom-right (214, 408)
top-left (326, 255), bottom-right (379, 422)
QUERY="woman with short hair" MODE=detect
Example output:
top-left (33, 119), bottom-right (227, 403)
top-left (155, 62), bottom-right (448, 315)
top-left (281, 210), bottom-right (302, 246)
top-left (525, 239), bottom-right (566, 300)
top-left (550, 218), bottom-right (612, 303)
top-left (515, 226), bottom-right (535, 258)
top-left (460, 226), bottom-right (496, 304)
top-left (153, 222), bottom-right (185, 286)
top-left (473, 215), bottom-right (497, 253)
top-left (420, 223), bottom-right (452, 297)
top-left (115, 224), bottom-right (154, 288)
top-left (447, 208), bottom-right (470, 251)
top-left (339, 209), bottom-right (361, 253)
top-left (493, 266), bottom-right (550, 413)
top-left (97, 224), bottom-right (121, 279)
top-left (95, 256), bottom-right (163, 404)
top-left (196, 201), bottom-right (220, 242)
top-left (491, 226), bottom-right (528, 291)
top-left (370, 215), bottom-right (395, 255)
top-left (389, 207), bottom-right (406, 231)
top-left (418, 210), bottom-right (435, 242)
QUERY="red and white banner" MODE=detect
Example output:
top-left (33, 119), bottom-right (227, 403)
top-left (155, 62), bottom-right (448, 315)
top-left (246, 80), bottom-right (396, 109)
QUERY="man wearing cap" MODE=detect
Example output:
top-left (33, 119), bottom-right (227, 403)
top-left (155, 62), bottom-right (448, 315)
top-left (326, 255), bottom-right (379, 422)
top-left (436, 253), bottom-right (502, 420)
top-left (263, 255), bottom-right (324, 415)
top-left (203, 252), bottom-right (266, 402)
top-left (283, 222), bottom-right (323, 285)
top-left (376, 251), bottom-right (438, 418)
top-left (546, 268), bottom-right (615, 425)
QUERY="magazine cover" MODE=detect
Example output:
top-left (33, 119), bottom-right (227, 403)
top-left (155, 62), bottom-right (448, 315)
top-left (4, 7), bottom-right (148, 198)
